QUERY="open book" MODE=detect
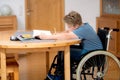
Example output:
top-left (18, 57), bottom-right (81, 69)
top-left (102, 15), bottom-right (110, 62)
top-left (32, 30), bottom-right (52, 37)
top-left (10, 30), bottom-right (52, 41)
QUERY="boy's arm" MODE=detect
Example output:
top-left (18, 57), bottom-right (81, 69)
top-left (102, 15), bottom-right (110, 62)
top-left (36, 31), bottom-right (78, 40)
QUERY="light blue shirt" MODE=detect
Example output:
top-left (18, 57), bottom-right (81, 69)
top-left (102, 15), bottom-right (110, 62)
top-left (73, 23), bottom-right (103, 52)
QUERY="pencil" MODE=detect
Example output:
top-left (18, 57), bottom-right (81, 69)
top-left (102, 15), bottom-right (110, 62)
top-left (54, 27), bottom-right (56, 34)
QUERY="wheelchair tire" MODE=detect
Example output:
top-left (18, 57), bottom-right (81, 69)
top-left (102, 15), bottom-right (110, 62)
top-left (76, 50), bottom-right (120, 80)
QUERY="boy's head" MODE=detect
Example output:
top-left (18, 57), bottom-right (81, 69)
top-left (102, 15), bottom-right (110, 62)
top-left (64, 11), bottom-right (82, 29)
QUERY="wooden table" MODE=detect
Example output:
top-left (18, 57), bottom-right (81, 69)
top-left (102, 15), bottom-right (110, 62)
top-left (0, 31), bottom-right (80, 80)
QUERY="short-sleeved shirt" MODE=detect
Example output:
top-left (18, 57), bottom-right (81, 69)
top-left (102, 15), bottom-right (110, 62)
top-left (73, 23), bottom-right (103, 52)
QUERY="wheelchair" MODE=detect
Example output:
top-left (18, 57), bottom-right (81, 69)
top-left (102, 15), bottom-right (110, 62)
top-left (45, 27), bottom-right (120, 80)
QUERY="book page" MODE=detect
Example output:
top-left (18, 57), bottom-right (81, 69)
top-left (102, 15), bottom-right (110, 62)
top-left (32, 30), bottom-right (52, 37)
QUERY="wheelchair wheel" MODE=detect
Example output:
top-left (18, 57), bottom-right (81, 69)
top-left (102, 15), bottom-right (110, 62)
top-left (76, 50), bottom-right (120, 80)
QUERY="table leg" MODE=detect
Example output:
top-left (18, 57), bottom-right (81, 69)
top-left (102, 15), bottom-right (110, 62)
top-left (64, 46), bottom-right (70, 80)
top-left (0, 49), bottom-right (7, 80)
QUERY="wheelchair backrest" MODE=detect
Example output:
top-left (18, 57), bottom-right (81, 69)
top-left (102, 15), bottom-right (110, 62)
top-left (97, 28), bottom-right (109, 51)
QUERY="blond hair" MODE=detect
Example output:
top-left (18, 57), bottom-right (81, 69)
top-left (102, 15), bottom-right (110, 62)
top-left (64, 11), bottom-right (82, 26)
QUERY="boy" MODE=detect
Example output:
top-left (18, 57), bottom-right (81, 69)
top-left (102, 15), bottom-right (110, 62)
top-left (36, 11), bottom-right (103, 60)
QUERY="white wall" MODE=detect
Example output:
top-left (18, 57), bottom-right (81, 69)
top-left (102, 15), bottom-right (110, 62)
top-left (65, 0), bottom-right (100, 30)
top-left (0, 0), bottom-right (25, 30)
top-left (0, 0), bottom-right (100, 30)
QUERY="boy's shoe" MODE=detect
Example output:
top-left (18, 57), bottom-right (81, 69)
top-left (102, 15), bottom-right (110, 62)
top-left (46, 74), bottom-right (62, 80)
top-left (47, 74), bottom-right (54, 80)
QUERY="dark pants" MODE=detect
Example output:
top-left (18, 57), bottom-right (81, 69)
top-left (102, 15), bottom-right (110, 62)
top-left (70, 48), bottom-right (88, 61)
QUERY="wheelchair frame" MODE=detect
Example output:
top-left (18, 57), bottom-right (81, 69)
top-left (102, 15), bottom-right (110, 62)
top-left (76, 27), bottom-right (120, 80)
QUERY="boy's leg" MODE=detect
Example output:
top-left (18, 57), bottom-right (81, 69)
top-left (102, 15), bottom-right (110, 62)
top-left (70, 48), bottom-right (88, 80)
top-left (70, 48), bottom-right (88, 61)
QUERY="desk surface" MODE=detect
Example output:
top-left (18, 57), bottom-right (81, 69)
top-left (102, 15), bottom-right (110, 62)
top-left (0, 30), bottom-right (80, 80)
top-left (0, 30), bottom-right (80, 49)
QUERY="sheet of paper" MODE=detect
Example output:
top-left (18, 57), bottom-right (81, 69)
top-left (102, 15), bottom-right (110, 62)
top-left (32, 30), bottom-right (52, 37)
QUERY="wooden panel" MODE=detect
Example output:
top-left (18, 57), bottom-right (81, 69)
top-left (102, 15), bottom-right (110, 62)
top-left (25, 0), bottom-right (64, 32)
top-left (0, 16), bottom-right (17, 31)
top-left (117, 20), bottom-right (120, 58)
top-left (96, 17), bottom-right (117, 55)
top-left (26, 52), bottom-right (47, 80)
